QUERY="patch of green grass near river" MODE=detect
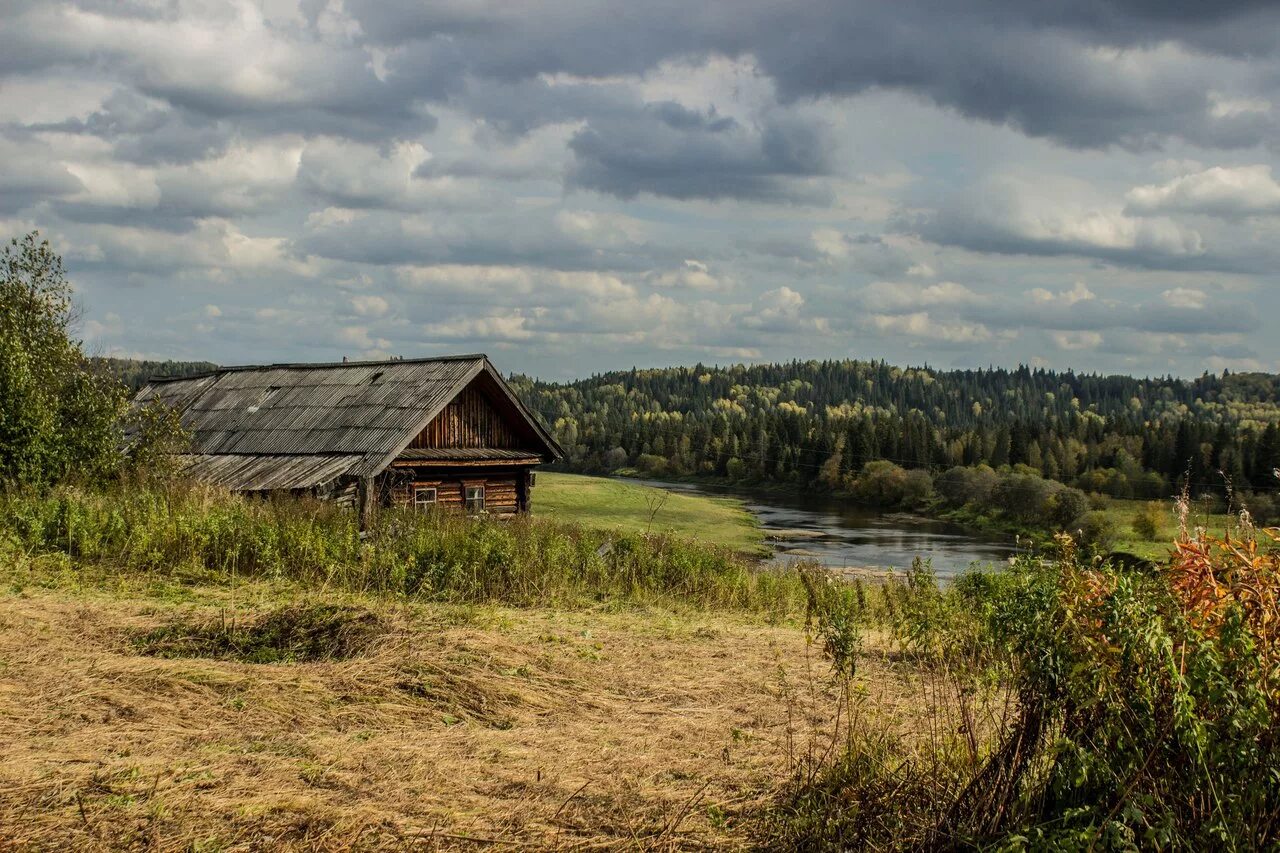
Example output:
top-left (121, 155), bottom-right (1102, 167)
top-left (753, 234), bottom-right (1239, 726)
top-left (533, 472), bottom-right (769, 556)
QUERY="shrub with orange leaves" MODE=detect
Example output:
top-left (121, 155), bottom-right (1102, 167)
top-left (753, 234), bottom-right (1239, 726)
top-left (770, 528), bottom-right (1280, 848)
top-left (958, 528), bottom-right (1280, 847)
top-left (1169, 527), bottom-right (1280, 672)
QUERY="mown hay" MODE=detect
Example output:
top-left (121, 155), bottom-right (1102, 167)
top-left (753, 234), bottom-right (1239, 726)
top-left (0, 588), bottom-right (880, 850)
top-left (131, 604), bottom-right (389, 663)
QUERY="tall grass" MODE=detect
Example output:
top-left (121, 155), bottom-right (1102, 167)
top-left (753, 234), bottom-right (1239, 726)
top-left (0, 482), bottom-right (806, 615)
top-left (761, 526), bottom-right (1280, 849)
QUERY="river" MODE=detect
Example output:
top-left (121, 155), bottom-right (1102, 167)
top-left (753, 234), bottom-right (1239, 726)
top-left (634, 478), bottom-right (1020, 578)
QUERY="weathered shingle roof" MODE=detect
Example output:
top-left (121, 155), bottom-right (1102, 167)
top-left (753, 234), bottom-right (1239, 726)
top-left (130, 354), bottom-right (561, 490)
top-left (178, 453), bottom-right (366, 491)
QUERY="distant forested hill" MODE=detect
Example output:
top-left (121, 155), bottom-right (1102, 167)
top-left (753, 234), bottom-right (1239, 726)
top-left (97, 358), bottom-right (219, 392)
top-left (98, 354), bottom-right (1280, 506)
top-left (511, 361), bottom-right (1280, 501)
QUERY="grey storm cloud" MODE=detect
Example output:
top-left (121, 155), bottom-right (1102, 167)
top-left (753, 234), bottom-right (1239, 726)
top-left (18, 89), bottom-right (287, 169)
top-left (0, 149), bottom-right (83, 214)
top-left (7, 1), bottom-right (1277, 158)
top-left (342, 0), bottom-right (1280, 151)
top-left (2, 0), bottom-right (1280, 375)
top-left (567, 104), bottom-right (833, 201)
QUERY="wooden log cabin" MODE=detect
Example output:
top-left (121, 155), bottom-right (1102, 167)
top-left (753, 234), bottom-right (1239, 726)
top-left (129, 355), bottom-right (562, 522)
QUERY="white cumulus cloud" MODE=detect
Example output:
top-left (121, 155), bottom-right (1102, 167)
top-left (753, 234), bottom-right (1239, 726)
top-left (1126, 165), bottom-right (1280, 218)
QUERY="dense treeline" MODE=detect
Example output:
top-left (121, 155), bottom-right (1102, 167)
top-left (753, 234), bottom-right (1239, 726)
top-left (98, 357), bottom-right (218, 392)
top-left (97, 348), bottom-right (1280, 520)
top-left (512, 361), bottom-right (1280, 504)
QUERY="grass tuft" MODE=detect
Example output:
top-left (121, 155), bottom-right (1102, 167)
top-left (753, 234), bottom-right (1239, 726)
top-left (131, 604), bottom-right (389, 664)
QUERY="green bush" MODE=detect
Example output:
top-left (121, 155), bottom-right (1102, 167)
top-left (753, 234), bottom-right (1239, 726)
top-left (850, 461), bottom-right (933, 510)
top-left (1131, 501), bottom-right (1162, 540)
top-left (0, 232), bottom-right (127, 486)
top-left (1072, 509), bottom-right (1118, 552)
top-left (934, 464), bottom-right (997, 508)
top-left (765, 531), bottom-right (1280, 849)
top-left (991, 472), bottom-right (1059, 524)
top-left (972, 539), bottom-right (1280, 848)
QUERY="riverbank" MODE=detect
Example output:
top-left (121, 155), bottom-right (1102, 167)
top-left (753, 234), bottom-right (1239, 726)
top-left (606, 467), bottom-right (1044, 552)
top-left (602, 473), bottom-right (1018, 576)
top-left (593, 468), bottom-right (1239, 565)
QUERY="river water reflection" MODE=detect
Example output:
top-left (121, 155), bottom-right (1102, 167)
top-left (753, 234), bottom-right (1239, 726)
top-left (634, 479), bottom-right (1020, 578)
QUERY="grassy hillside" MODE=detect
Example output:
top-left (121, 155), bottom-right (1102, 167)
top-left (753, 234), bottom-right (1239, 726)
top-left (534, 472), bottom-right (767, 556)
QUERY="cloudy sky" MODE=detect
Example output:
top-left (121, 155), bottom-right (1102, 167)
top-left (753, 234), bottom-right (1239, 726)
top-left (3, 1), bottom-right (1280, 379)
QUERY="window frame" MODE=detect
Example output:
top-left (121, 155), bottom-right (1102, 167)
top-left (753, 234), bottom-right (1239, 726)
top-left (413, 486), bottom-right (438, 510)
top-left (465, 484), bottom-right (486, 514)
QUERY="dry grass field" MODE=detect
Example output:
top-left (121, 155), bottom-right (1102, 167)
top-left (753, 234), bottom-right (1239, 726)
top-left (0, 576), bottom-right (920, 851)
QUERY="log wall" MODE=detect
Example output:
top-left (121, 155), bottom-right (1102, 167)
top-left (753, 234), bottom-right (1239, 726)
top-left (386, 471), bottom-right (520, 514)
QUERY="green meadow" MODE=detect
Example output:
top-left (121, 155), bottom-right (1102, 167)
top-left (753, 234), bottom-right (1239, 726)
top-left (533, 471), bottom-right (768, 556)
top-left (1098, 495), bottom-right (1239, 561)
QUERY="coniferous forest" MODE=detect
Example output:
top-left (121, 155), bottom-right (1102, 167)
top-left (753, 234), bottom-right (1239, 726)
top-left (512, 361), bottom-right (1280, 523)
top-left (98, 358), bottom-right (218, 392)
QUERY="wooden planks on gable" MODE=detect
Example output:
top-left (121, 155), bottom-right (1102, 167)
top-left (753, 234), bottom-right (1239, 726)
top-left (410, 384), bottom-right (522, 450)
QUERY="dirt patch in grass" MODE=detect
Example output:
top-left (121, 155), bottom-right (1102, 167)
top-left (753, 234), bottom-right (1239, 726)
top-left (130, 604), bottom-right (389, 663)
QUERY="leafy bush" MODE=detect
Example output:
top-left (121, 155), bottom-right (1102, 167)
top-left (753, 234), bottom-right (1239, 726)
top-left (1072, 509), bottom-right (1118, 552)
top-left (0, 232), bottom-right (127, 486)
top-left (850, 461), bottom-right (933, 510)
top-left (934, 465), bottom-right (997, 508)
top-left (967, 532), bottom-right (1280, 847)
top-left (765, 527), bottom-right (1280, 849)
top-left (634, 453), bottom-right (670, 476)
top-left (1131, 501), bottom-right (1162, 540)
top-left (991, 472), bottom-right (1059, 524)
top-left (1045, 486), bottom-right (1089, 528)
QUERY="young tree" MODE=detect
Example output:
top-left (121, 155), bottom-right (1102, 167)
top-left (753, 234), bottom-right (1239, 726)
top-left (1131, 502), bottom-right (1161, 540)
top-left (124, 398), bottom-right (191, 481)
top-left (0, 232), bottom-right (128, 485)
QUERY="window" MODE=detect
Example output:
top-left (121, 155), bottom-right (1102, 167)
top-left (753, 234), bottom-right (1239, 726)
top-left (465, 485), bottom-right (485, 514)
top-left (413, 487), bottom-right (437, 510)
